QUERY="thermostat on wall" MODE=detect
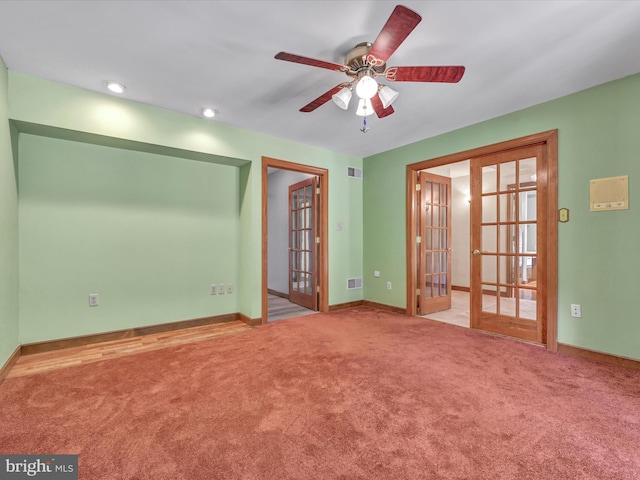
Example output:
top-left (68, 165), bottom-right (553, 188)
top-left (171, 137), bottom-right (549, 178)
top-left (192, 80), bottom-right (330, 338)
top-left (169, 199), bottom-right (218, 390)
top-left (590, 175), bottom-right (628, 211)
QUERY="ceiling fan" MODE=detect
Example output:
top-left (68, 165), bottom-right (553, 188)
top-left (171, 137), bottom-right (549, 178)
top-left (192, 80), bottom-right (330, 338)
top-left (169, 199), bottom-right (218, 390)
top-left (274, 4), bottom-right (465, 120)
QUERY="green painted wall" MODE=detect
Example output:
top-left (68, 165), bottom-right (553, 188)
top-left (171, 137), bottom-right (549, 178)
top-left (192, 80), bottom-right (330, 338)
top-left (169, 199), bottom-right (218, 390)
top-left (6, 67), bottom-right (640, 362)
top-left (0, 57), bottom-right (19, 366)
top-left (6, 72), bottom-right (363, 344)
top-left (364, 73), bottom-right (640, 361)
top-left (238, 162), bottom-right (256, 319)
top-left (18, 134), bottom-right (240, 343)
top-left (4, 65), bottom-right (640, 363)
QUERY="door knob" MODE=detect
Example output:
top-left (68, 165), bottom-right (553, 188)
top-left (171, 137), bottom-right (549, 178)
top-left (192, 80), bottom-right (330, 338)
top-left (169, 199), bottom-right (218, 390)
top-left (473, 249), bottom-right (481, 256)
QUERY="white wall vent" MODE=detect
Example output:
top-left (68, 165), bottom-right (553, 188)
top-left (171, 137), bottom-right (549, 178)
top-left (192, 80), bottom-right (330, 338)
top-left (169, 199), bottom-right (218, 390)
top-left (347, 166), bottom-right (363, 179)
top-left (347, 277), bottom-right (363, 290)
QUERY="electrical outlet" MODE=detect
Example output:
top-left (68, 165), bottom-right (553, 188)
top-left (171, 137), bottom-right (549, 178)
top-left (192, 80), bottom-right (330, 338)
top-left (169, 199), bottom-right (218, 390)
top-left (227, 283), bottom-right (233, 294)
top-left (386, 281), bottom-right (392, 290)
top-left (570, 304), bottom-right (582, 318)
top-left (218, 284), bottom-right (226, 295)
top-left (210, 284), bottom-right (217, 295)
top-left (88, 293), bottom-right (99, 307)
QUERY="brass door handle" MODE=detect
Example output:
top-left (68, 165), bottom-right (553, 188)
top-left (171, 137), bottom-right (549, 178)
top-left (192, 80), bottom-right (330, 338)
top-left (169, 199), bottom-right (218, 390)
top-left (472, 249), bottom-right (481, 256)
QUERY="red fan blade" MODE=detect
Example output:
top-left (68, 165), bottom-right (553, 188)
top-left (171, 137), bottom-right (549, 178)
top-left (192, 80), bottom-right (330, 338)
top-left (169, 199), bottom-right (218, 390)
top-left (275, 52), bottom-right (347, 72)
top-left (385, 66), bottom-right (465, 83)
top-left (367, 5), bottom-right (422, 64)
top-left (371, 94), bottom-right (395, 118)
top-left (300, 84), bottom-right (347, 112)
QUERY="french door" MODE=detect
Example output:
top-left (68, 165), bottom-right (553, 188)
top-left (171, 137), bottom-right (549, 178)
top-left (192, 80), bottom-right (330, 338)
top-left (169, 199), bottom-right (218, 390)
top-left (470, 144), bottom-right (546, 343)
top-left (288, 177), bottom-right (318, 310)
top-left (417, 172), bottom-right (452, 315)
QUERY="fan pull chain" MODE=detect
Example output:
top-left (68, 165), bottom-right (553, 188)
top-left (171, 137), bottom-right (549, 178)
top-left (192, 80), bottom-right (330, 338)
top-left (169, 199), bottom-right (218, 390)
top-left (360, 116), bottom-right (369, 133)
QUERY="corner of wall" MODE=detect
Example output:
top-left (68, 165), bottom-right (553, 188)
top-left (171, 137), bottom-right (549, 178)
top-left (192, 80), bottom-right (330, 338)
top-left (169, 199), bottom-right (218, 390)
top-left (0, 55), bottom-right (20, 369)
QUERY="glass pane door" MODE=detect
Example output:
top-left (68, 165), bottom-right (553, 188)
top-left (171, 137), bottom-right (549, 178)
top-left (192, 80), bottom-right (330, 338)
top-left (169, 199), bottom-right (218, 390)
top-left (418, 172), bottom-right (452, 315)
top-left (288, 177), bottom-right (318, 310)
top-left (471, 145), bottom-right (544, 343)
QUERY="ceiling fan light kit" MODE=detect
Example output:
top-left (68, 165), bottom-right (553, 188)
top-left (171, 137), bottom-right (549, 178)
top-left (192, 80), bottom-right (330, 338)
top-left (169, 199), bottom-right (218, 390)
top-left (355, 98), bottom-right (373, 117)
top-left (274, 4), bottom-right (465, 131)
top-left (331, 86), bottom-right (352, 110)
top-left (379, 85), bottom-right (400, 109)
top-left (355, 73), bottom-right (378, 100)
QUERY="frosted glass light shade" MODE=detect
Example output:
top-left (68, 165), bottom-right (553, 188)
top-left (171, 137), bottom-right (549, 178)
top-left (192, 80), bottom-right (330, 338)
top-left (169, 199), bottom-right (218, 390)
top-left (355, 98), bottom-right (373, 116)
top-left (379, 85), bottom-right (399, 108)
top-left (332, 87), bottom-right (352, 110)
top-left (355, 75), bottom-right (378, 99)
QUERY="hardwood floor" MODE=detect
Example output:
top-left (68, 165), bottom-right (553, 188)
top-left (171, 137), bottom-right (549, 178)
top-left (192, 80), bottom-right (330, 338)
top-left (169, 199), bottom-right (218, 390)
top-left (7, 297), bottom-right (318, 380)
top-left (7, 320), bottom-right (252, 379)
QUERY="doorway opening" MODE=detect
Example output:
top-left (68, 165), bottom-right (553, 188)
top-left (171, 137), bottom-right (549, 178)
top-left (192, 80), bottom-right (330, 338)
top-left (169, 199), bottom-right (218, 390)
top-left (406, 131), bottom-right (558, 350)
top-left (262, 157), bottom-right (329, 324)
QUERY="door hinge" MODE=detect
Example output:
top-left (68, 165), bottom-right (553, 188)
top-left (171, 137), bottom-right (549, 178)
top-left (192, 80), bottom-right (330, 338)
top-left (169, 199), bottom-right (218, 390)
top-left (416, 288), bottom-right (421, 296)
top-left (416, 236), bottom-right (421, 244)
top-left (416, 183), bottom-right (421, 191)
top-left (316, 237), bottom-right (320, 244)
top-left (316, 286), bottom-right (320, 293)
top-left (316, 187), bottom-right (320, 195)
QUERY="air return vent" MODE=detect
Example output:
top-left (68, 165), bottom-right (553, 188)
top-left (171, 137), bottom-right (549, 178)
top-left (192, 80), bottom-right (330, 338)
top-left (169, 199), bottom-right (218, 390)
top-left (347, 166), bottom-right (362, 179)
top-left (347, 277), bottom-right (363, 290)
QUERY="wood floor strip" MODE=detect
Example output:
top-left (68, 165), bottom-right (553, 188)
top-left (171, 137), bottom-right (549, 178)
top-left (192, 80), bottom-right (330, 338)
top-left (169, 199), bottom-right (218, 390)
top-left (20, 313), bottom-right (241, 356)
top-left (7, 320), bottom-right (253, 379)
top-left (8, 299), bottom-right (380, 379)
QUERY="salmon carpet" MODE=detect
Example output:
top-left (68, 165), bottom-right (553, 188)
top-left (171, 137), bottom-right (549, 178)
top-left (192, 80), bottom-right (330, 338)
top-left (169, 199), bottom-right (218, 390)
top-left (1, 307), bottom-right (640, 479)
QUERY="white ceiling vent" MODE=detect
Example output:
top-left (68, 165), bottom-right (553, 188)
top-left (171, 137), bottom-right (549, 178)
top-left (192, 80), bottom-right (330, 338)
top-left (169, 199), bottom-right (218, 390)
top-left (347, 166), bottom-right (362, 179)
top-left (347, 277), bottom-right (363, 290)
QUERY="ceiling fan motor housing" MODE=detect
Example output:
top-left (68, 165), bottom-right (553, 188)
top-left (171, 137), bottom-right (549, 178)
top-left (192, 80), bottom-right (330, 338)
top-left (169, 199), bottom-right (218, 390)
top-left (345, 42), bottom-right (387, 77)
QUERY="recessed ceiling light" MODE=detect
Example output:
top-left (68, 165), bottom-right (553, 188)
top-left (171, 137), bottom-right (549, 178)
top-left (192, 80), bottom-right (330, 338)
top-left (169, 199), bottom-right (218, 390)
top-left (201, 108), bottom-right (218, 119)
top-left (105, 81), bottom-right (125, 94)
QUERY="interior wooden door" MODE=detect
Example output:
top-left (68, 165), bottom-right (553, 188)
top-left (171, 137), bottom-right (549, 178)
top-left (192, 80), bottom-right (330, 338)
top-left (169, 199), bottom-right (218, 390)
top-left (288, 177), bottom-right (318, 310)
top-left (470, 144), bottom-right (546, 343)
top-left (418, 172), bottom-right (452, 315)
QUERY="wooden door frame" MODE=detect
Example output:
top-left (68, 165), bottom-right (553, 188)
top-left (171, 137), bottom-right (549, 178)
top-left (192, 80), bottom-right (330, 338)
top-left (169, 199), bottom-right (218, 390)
top-left (262, 157), bottom-right (329, 325)
top-left (405, 130), bottom-right (558, 351)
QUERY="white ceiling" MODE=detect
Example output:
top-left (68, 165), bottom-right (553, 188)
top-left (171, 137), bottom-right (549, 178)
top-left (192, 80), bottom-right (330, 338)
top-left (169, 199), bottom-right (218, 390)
top-left (1, 1), bottom-right (640, 158)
